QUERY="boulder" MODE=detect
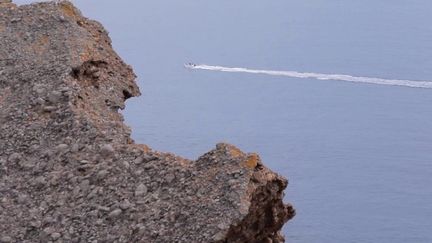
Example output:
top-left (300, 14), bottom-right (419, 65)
top-left (0, 1), bottom-right (294, 242)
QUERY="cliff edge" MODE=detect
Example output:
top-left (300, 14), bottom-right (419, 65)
top-left (0, 1), bottom-right (295, 242)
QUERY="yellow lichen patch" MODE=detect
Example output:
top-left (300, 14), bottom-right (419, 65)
top-left (131, 144), bottom-right (152, 154)
top-left (0, 2), bottom-right (16, 9)
top-left (226, 146), bottom-right (243, 158)
top-left (79, 51), bottom-right (90, 62)
top-left (30, 35), bottom-right (49, 55)
top-left (38, 35), bottom-right (49, 45)
top-left (59, 2), bottom-right (78, 18)
top-left (79, 46), bottom-right (93, 62)
top-left (243, 153), bottom-right (259, 169)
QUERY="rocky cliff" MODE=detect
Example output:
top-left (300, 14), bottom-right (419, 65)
top-left (0, 1), bottom-right (295, 242)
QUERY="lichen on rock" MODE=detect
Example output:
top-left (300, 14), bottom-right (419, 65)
top-left (0, 1), bottom-right (295, 242)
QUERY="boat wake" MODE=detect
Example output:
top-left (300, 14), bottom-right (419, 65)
top-left (185, 63), bottom-right (432, 89)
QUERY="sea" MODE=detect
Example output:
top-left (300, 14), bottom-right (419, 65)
top-left (16, 0), bottom-right (432, 242)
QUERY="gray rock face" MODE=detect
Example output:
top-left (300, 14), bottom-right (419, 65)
top-left (0, 1), bottom-right (295, 242)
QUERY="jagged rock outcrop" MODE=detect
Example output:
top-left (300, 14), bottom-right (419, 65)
top-left (0, 1), bottom-right (295, 242)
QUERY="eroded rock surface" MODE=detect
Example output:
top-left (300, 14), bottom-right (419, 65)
top-left (0, 1), bottom-right (295, 242)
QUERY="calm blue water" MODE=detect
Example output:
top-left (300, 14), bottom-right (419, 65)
top-left (18, 0), bottom-right (432, 242)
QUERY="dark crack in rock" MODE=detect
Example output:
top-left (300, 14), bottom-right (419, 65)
top-left (0, 1), bottom-right (295, 242)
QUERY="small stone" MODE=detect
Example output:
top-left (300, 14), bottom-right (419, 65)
top-left (122, 160), bottom-right (130, 168)
top-left (48, 91), bottom-right (62, 103)
top-left (143, 163), bottom-right (153, 170)
top-left (96, 169), bottom-right (109, 179)
top-left (108, 208), bottom-right (122, 219)
top-left (56, 144), bottom-right (68, 152)
top-left (59, 86), bottom-right (70, 92)
top-left (0, 236), bottom-right (12, 243)
top-left (43, 216), bottom-right (55, 224)
top-left (42, 227), bottom-right (54, 240)
top-left (29, 144), bottom-right (40, 152)
top-left (71, 144), bottom-right (79, 152)
top-left (34, 87), bottom-right (45, 95)
top-left (35, 97), bottom-right (45, 105)
top-left (30, 220), bottom-right (41, 228)
top-left (217, 222), bottom-right (226, 230)
top-left (135, 183), bottom-right (148, 197)
top-left (43, 149), bottom-right (55, 159)
top-left (142, 154), bottom-right (157, 162)
top-left (91, 71), bottom-right (100, 79)
top-left (212, 232), bottom-right (225, 241)
top-left (43, 106), bottom-right (56, 112)
top-left (10, 17), bottom-right (21, 23)
top-left (87, 187), bottom-right (98, 199)
top-left (17, 194), bottom-right (28, 204)
top-left (34, 176), bottom-right (46, 188)
top-left (8, 153), bottom-right (21, 163)
top-left (133, 169), bottom-right (143, 176)
top-left (133, 156), bottom-right (144, 165)
top-left (165, 173), bottom-right (175, 183)
top-left (119, 200), bottom-right (131, 210)
top-left (79, 179), bottom-right (90, 192)
top-left (100, 144), bottom-right (114, 157)
top-left (97, 205), bottom-right (110, 212)
top-left (228, 179), bottom-right (237, 186)
top-left (51, 232), bottom-right (61, 240)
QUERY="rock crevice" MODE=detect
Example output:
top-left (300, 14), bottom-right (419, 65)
top-left (0, 1), bottom-right (295, 242)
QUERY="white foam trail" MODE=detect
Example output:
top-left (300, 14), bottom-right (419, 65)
top-left (187, 64), bottom-right (432, 89)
